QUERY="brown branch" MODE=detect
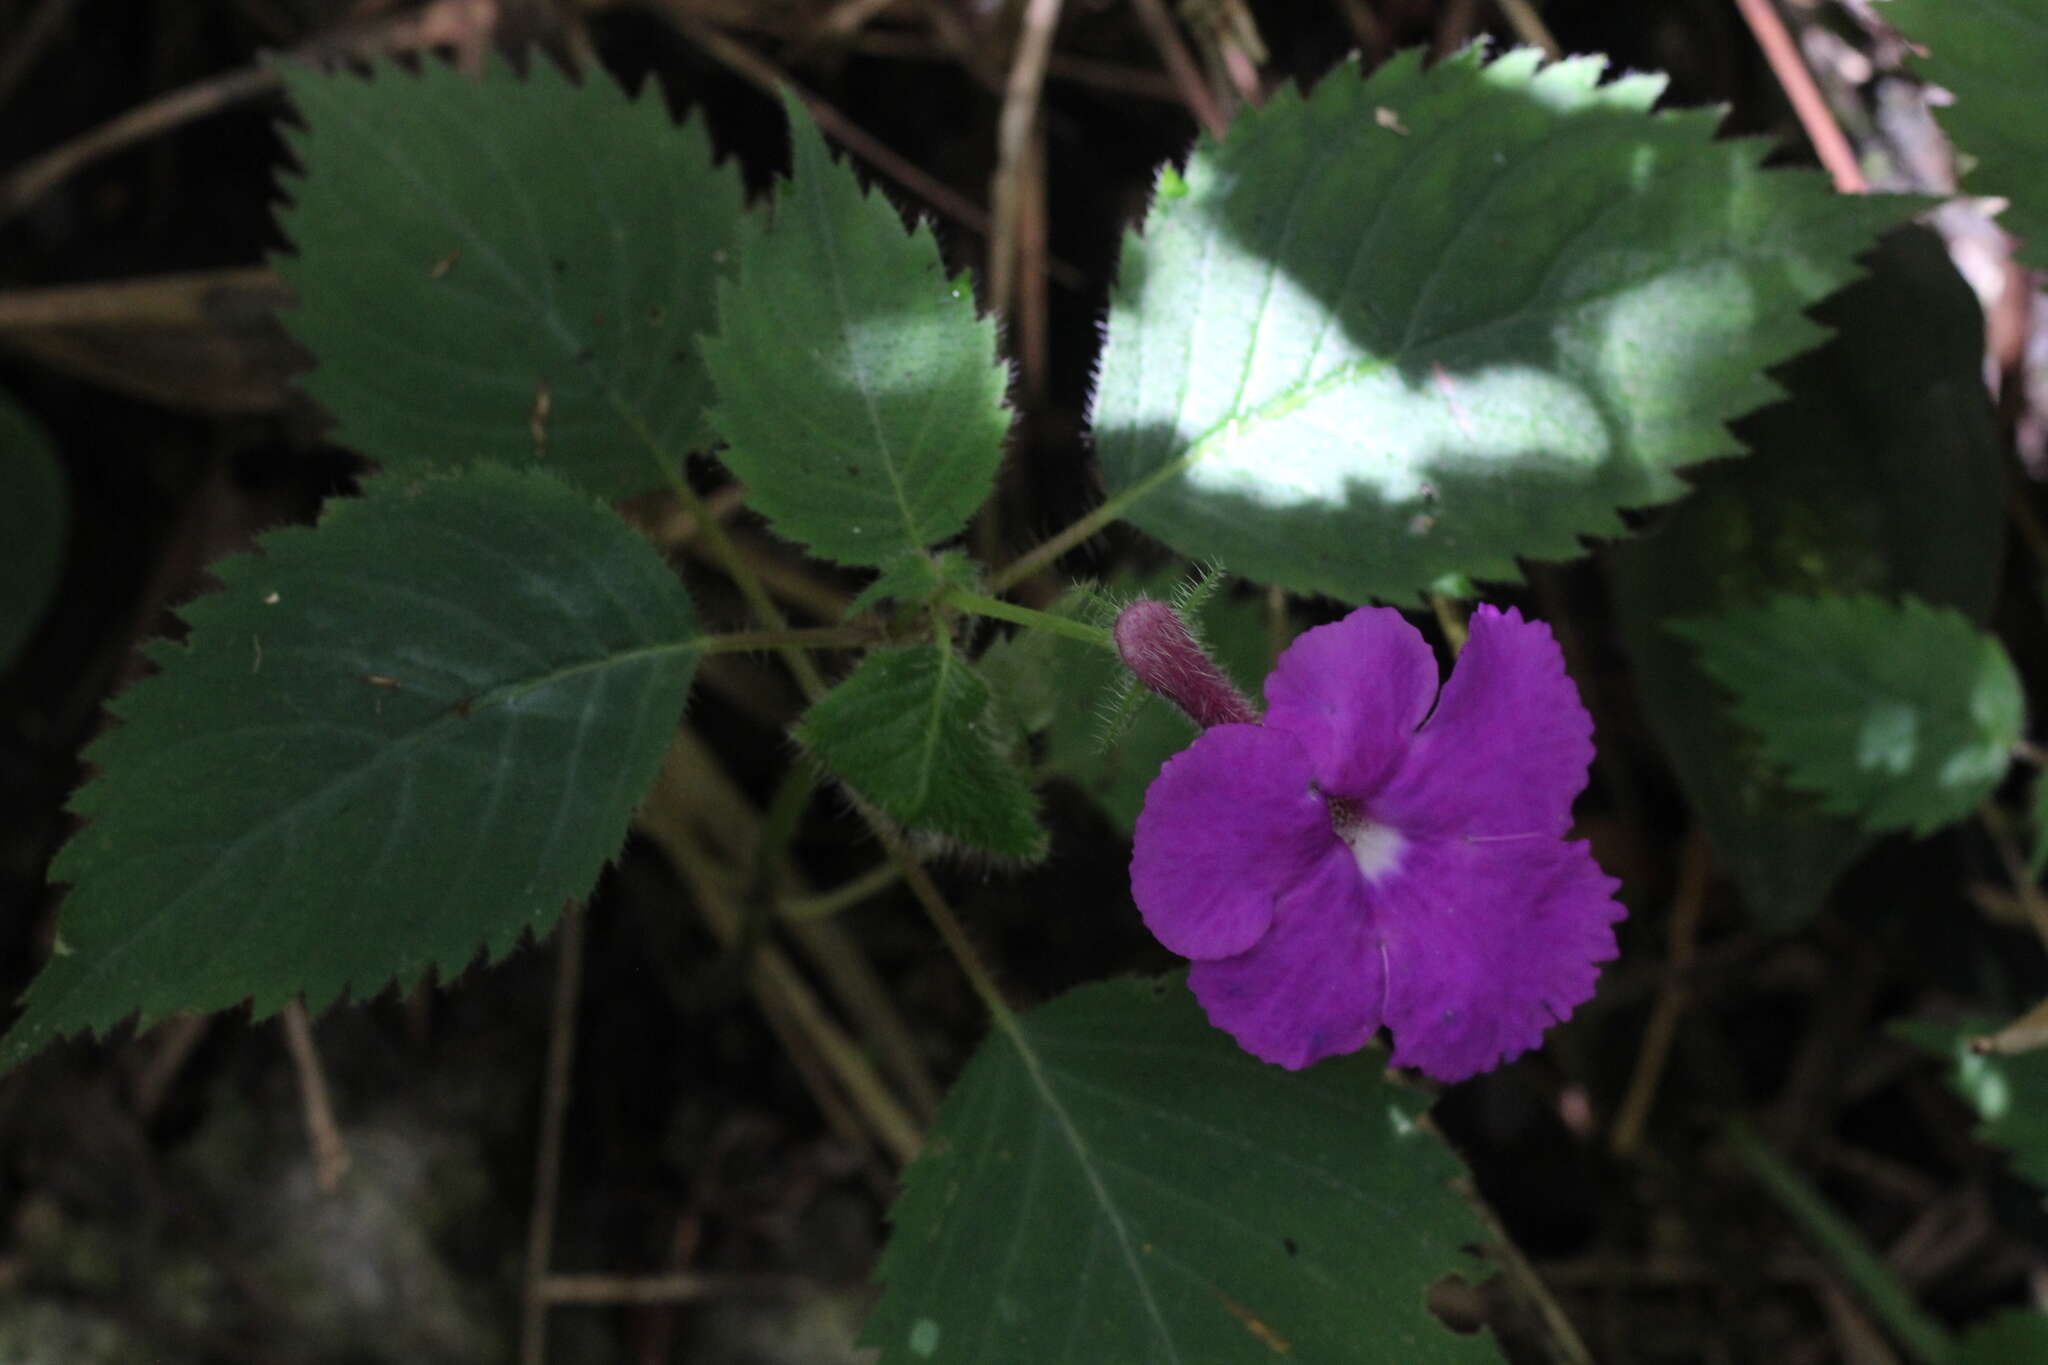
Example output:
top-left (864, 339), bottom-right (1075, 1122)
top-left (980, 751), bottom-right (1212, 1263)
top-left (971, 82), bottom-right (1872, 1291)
top-left (0, 0), bottom-right (501, 224)
top-left (991, 0), bottom-right (1064, 398)
top-left (279, 1000), bottom-right (350, 1192)
top-left (1734, 0), bottom-right (1868, 193)
top-left (519, 908), bottom-right (587, 1365)
top-left (659, 9), bottom-right (1084, 290)
top-left (1610, 827), bottom-right (1715, 1158)
top-left (1129, 0), bottom-right (1229, 139)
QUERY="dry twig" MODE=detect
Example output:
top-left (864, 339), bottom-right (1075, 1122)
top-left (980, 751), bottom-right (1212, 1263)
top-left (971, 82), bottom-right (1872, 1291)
top-left (1733, 0), bottom-right (1869, 193)
top-left (519, 907), bottom-right (587, 1365)
top-left (279, 999), bottom-right (350, 1192)
top-left (0, 0), bottom-right (501, 224)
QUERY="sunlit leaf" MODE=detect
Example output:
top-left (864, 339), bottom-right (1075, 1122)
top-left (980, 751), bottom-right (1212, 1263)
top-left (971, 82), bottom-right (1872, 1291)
top-left (3, 466), bottom-right (699, 1068)
top-left (1091, 46), bottom-right (1914, 603)
top-left (706, 97), bottom-right (1010, 567)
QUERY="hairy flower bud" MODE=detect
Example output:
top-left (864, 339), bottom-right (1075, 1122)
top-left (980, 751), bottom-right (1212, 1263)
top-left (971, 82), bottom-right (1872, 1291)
top-left (1113, 598), bottom-right (1258, 729)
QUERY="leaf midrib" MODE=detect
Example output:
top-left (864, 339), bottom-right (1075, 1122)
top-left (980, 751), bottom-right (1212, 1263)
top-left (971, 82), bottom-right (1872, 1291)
top-left (40, 640), bottom-right (686, 1027)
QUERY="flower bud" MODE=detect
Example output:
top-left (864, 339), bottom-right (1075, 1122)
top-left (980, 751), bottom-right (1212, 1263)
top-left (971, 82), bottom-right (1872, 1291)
top-left (1113, 598), bottom-right (1258, 729)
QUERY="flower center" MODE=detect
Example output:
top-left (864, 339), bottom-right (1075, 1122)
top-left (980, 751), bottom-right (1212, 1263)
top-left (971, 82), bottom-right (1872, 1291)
top-left (1326, 796), bottom-right (1403, 882)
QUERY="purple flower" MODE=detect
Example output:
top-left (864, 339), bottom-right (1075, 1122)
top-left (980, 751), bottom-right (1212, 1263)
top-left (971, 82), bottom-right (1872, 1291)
top-left (1127, 604), bottom-right (1624, 1083)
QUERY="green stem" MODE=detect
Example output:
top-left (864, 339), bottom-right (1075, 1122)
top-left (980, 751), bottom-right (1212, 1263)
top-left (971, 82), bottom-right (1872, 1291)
top-left (782, 862), bottom-right (904, 921)
top-left (942, 589), bottom-right (1114, 649)
top-left (692, 624), bottom-right (895, 655)
top-left (1726, 1120), bottom-right (1956, 1365)
top-left (984, 456), bottom-right (1188, 594)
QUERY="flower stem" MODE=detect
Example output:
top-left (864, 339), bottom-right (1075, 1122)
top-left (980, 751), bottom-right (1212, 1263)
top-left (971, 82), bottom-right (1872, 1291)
top-left (1726, 1120), bottom-right (1956, 1365)
top-left (942, 588), bottom-right (1114, 649)
top-left (690, 624), bottom-right (896, 655)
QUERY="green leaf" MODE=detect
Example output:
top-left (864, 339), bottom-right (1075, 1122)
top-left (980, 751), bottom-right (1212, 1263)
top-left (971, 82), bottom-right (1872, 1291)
top-left (865, 976), bottom-right (1501, 1365)
top-left (273, 55), bottom-right (744, 499)
top-left (2031, 775), bottom-right (2048, 878)
top-left (705, 97), bottom-right (1010, 567)
top-left (983, 576), bottom-right (1271, 832)
top-left (0, 392), bottom-right (67, 670)
top-left (1608, 228), bottom-right (2004, 927)
top-left (1959, 1310), bottom-right (2048, 1364)
top-left (1673, 593), bottom-right (2019, 838)
top-left (798, 645), bottom-right (1044, 860)
top-left (1896, 1018), bottom-right (2048, 1190)
top-left (1883, 0), bottom-right (2048, 268)
top-left (1090, 46), bottom-right (1914, 604)
top-left (4, 466), bottom-right (699, 1069)
top-left (844, 549), bottom-right (980, 620)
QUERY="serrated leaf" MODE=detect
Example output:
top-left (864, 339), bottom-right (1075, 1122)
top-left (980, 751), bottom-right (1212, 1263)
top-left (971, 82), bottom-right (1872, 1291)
top-left (843, 549), bottom-right (980, 620)
top-left (798, 644), bottom-right (1044, 859)
top-left (1673, 593), bottom-right (2020, 838)
top-left (4, 466), bottom-right (699, 1068)
top-left (1959, 1310), bottom-right (2048, 1364)
top-left (865, 976), bottom-right (1501, 1365)
top-left (1609, 228), bottom-right (2004, 928)
top-left (982, 575), bottom-right (1271, 832)
top-left (273, 55), bottom-right (744, 498)
top-left (1883, 0), bottom-right (2048, 268)
top-left (705, 97), bottom-right (1010, 567)
top-left (1090, 46), bottom-right (1915, 603)
top-left (1896, 1018), bottom-right (2048, 1190)
top-left (0, 391), bottom-right (66, 670)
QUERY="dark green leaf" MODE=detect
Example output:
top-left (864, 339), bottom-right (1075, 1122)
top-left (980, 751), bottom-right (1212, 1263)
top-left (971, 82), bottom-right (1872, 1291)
top-left (1091, 46), bottom-right (1914, 603)
top-left (1883, 0), bottom-right (2048, 268)
top-left (1959, 1309), bottom-right (2048, 1364)
top-left (798, 645), bottom-right (1045, 860)
top-left (843, 549), bottom-right (980, 620)
top-left (4, 466), bottom-right (699, 1068)
top-left (1608, 228), bottom-right (2004, 927)
top-left (705, 97), bottom-right (1010, 567)
top-left (866, 976), bottom-right (1500, 1364)
top-left (0, 392), bottom-right (66, 670)
top-left (2030, 773), bottom-right (2048, 879)
top-left (982, 576), bottom-right (1271, 833)
top-left (1672, 594), bottom-right (2019, 838)
top-left (1896, 1018), bottom-right (2048, 1190)
top-left (274, 55), bottom-right (744, 498)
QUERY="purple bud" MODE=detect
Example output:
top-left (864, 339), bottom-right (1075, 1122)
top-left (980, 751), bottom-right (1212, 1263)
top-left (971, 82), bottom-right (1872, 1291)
top-left (1114, 598), bottom-right (1258, 729)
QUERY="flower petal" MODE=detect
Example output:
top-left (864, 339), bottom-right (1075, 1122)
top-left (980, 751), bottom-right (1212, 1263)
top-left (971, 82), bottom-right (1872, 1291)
top-left (1371, 605), bottom-right (1593, 839)
top-left (1131, 723), bottom-right (1330, 960)
top-left (1375, 833), bottom-right (1623, 1084)
top-left (1187, 841), bottom-right (1386, 1069)
top-left (1262, 607), bottom-right (1440, 798)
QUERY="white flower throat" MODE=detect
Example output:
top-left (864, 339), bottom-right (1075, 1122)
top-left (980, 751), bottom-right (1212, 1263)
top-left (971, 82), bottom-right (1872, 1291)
top-left (1326, 796), bottom-right (1404, 882)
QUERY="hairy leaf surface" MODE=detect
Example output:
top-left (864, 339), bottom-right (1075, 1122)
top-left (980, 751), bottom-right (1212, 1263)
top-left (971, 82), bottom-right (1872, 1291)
top-left (1673, 594), bottom-right (2020, 838)
top-left (706, 98), bottom-right (1009, 566)
top-left (5, 466), bottom-right (699, 1067)
top-left (275, 56), bottom-right (744, 497)
top-left (866, 977), bottom-right (1500, 1364)
top-left (798, 645), bottom-right (1044, 860)
top-left (1091, 46), bottom-right (1913, 603)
